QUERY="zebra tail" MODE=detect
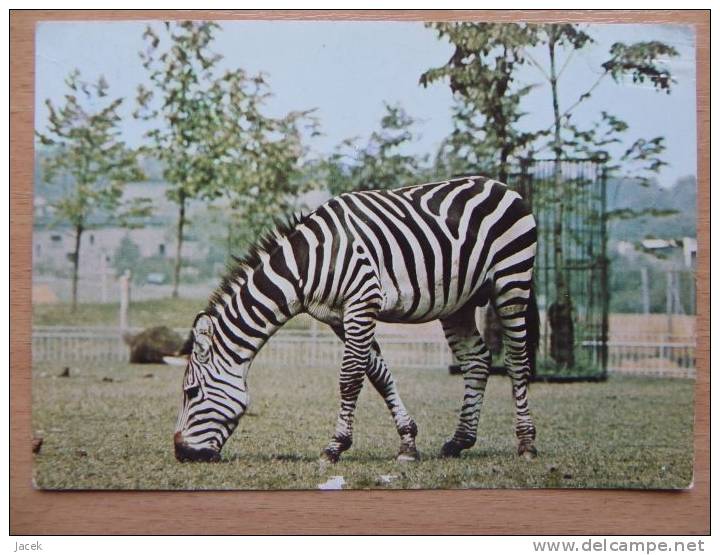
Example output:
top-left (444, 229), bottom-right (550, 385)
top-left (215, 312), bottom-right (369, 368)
top-left (527, 287), bottom-right (540, 377)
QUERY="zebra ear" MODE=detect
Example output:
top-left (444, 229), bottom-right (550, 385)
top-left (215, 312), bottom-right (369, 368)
top-left (163, 355), bottom-right (189, 367)
top-left (192, 313), bottom-right (214, 339)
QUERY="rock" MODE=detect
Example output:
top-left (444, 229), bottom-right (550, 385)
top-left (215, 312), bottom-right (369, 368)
top-left (102, 377), bottom-right (114, 383)
top-left (59, 367), bottom-right (70, 378)
top-left (125, 326), bottom-right (185, 364)
top-left (32, 437), bottom-right (43, 454)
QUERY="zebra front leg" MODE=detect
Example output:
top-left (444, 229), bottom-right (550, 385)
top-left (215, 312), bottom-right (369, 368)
top-left (321, 313), bottom-right (376, 463)
top-left (496, 296), bottom-right (537, 459)
top-left (329, 324), bottom-right (419, 462)
top-left (439, 311), bottom-right (491, 458)
top-left (366, 341), bottom-right (419, 462)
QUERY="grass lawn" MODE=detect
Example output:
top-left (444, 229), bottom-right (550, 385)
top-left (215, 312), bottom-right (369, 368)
top-left (32, 359), bottom-right (695, 490)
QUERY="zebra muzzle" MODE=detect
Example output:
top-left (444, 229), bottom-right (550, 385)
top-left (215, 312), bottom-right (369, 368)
top-left (173, 431), bottom-right (221, 463)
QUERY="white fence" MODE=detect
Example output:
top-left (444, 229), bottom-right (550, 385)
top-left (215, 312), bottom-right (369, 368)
top-left (31, 326), bottom-right (696, 379)
top-left (32, 327), bottom-right (130, 363)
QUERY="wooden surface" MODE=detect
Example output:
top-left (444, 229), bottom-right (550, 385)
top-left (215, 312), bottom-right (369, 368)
top-left (10, 9), bottom-right (709, 535)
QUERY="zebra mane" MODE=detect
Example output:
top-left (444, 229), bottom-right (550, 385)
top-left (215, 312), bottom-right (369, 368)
top-left (205, 212), bottom-right (308, 316)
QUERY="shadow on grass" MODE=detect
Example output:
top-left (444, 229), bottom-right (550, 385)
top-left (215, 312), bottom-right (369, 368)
top-left (220, 452), bottom-right (320, 464)
top-left (218, 446), bottom-right (527, 465)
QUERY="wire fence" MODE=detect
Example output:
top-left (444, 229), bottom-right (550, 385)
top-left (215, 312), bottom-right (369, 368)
top-left (31, 326), bottom-right (696, 379)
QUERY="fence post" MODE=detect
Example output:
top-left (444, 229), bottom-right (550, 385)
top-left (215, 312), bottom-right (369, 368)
top-left (100, 253), bottom-right (108, 304)
top-left (665, 271), bottom-right (674, 338)
top-left (119, 269), bottom-right (131, 333)
top-left (640, 267), bottom-right (650, 315)
top-left (599, 165), bottom-right (609, 378)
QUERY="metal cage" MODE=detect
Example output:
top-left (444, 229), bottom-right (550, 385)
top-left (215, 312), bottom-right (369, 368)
top-left (511, 159), bottom-right (609, 380)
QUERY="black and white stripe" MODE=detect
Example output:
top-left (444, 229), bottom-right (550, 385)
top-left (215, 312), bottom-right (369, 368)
top-left (172, 176), bottom-right (538, 462)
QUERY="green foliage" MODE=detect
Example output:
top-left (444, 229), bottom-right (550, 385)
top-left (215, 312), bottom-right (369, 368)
top-left (135, 22), bottom-right (225, 203)
top-left (424, 23), bottom-right (679, 184)
top-left (37, 70), bottom-right (148, 229)
top-left (421, 22), bottom-right (540, 180)
top-left (112, 236), bottom-right (141, 276)
top-left (125, 256), bottom-right (175, 285)
top-left (36, 69), bottom-right (148, 308)
top-left (424, 22), bottom-right (683, 368)
top-left (529, 25), bottom-right (678, 181)
top-left (324, 103), bottom-right (428, 195)
top-left (606, 206), bottom-right (678, 221)
top-left (609, 262), bottom-right (694, 315)
top-left (603, 41), bottom-right (678, 91)
top-left (606, 175), bottom-right (696, 241)
top-left (136, 21), bottom-right (318, 295)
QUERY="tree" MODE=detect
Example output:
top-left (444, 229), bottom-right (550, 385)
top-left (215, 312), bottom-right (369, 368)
top-left (36, 70), bottom-right (147, 311)
top-left (325, 103), bottom-right (427, 195)
top-left (214, 71), bottom-right (318, 253)
top-left (524, 24), bottom-right (678, 367)
top-left (423, 22), bottom-right (679, 368)
top-left (135, 21), bottom-right (316, 296)
top-left (112, 235), bottom-right (141, 277)
top-left (421, 23), bottom-right (539, 182)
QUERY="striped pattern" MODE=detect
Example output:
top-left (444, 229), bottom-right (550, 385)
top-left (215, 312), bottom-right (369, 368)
top-left (173, 176), bottom-right (538, 462)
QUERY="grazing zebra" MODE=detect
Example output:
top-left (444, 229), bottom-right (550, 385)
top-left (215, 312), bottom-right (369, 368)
top-left (169, 176), bottom-right (539, 463)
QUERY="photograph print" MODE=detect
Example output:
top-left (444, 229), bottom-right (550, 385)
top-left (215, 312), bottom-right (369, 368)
top-left (31, 19), bottom-right (697, 490)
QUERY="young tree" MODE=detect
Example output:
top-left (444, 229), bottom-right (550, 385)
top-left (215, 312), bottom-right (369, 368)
top-left (524, 24), bottom-right (678, 366)
top-left (112, 235), bottom-right (142, 277)
top-left (213, 71), bottom-right (319, 251)
top-left (136, 21), bottom-right (316, 296)
top-left (325, 103), bottom-right (427, 195)
top-left (36, 70), bottom-right (147, 311)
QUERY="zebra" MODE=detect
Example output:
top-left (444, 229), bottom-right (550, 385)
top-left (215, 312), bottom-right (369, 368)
top-left (168, 176), bottom-right (539, 463)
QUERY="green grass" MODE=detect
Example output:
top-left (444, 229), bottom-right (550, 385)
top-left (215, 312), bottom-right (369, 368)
top-left (33, 298), bottom-right (207, 328)
top-left (33, 298), bottom-right (313, 330)
top-left (32, 360), bottom-right (695, 490)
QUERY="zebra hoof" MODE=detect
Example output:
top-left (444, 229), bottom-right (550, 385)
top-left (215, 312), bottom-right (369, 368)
top-left (440, 440), bottom-right (464, 458)
top-left (518, 443), bottom-right (538, 460)
top-left (320, 449), bottom-right (340, 465)
top-left (396, 444), bottom-right (420, 462)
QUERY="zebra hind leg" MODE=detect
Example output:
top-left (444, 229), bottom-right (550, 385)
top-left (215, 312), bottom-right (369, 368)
top-left (439, 310), bottom-right (491, 458)
top-left (495, 293), bottom-right (537, 459)
top-left (366, 341), bottom-right (419, 462)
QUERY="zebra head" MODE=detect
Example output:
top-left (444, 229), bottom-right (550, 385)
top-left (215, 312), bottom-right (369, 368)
top-left (167, 312), bottom-right (250, 462)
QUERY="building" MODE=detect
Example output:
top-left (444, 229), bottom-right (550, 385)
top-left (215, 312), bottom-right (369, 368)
top-left (32, 226), bottom-right (210, 272)
top-left (32, 180), bottom-right (211, 277)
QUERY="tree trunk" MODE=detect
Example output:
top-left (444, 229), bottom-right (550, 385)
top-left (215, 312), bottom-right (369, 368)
top-left (70, 225), bottom-right (83, 312)
top-left (548, 29), bottom-right (575, 368)
top-left (498, 145), bottom-right (510, 184)
top-left (172, 193), bottom-right (186, 299)
top-left (227, 220), bottom-right (233, 260)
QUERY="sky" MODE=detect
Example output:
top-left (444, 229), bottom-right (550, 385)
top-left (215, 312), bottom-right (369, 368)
top-left (35, 21), bottom-right (697, 187)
